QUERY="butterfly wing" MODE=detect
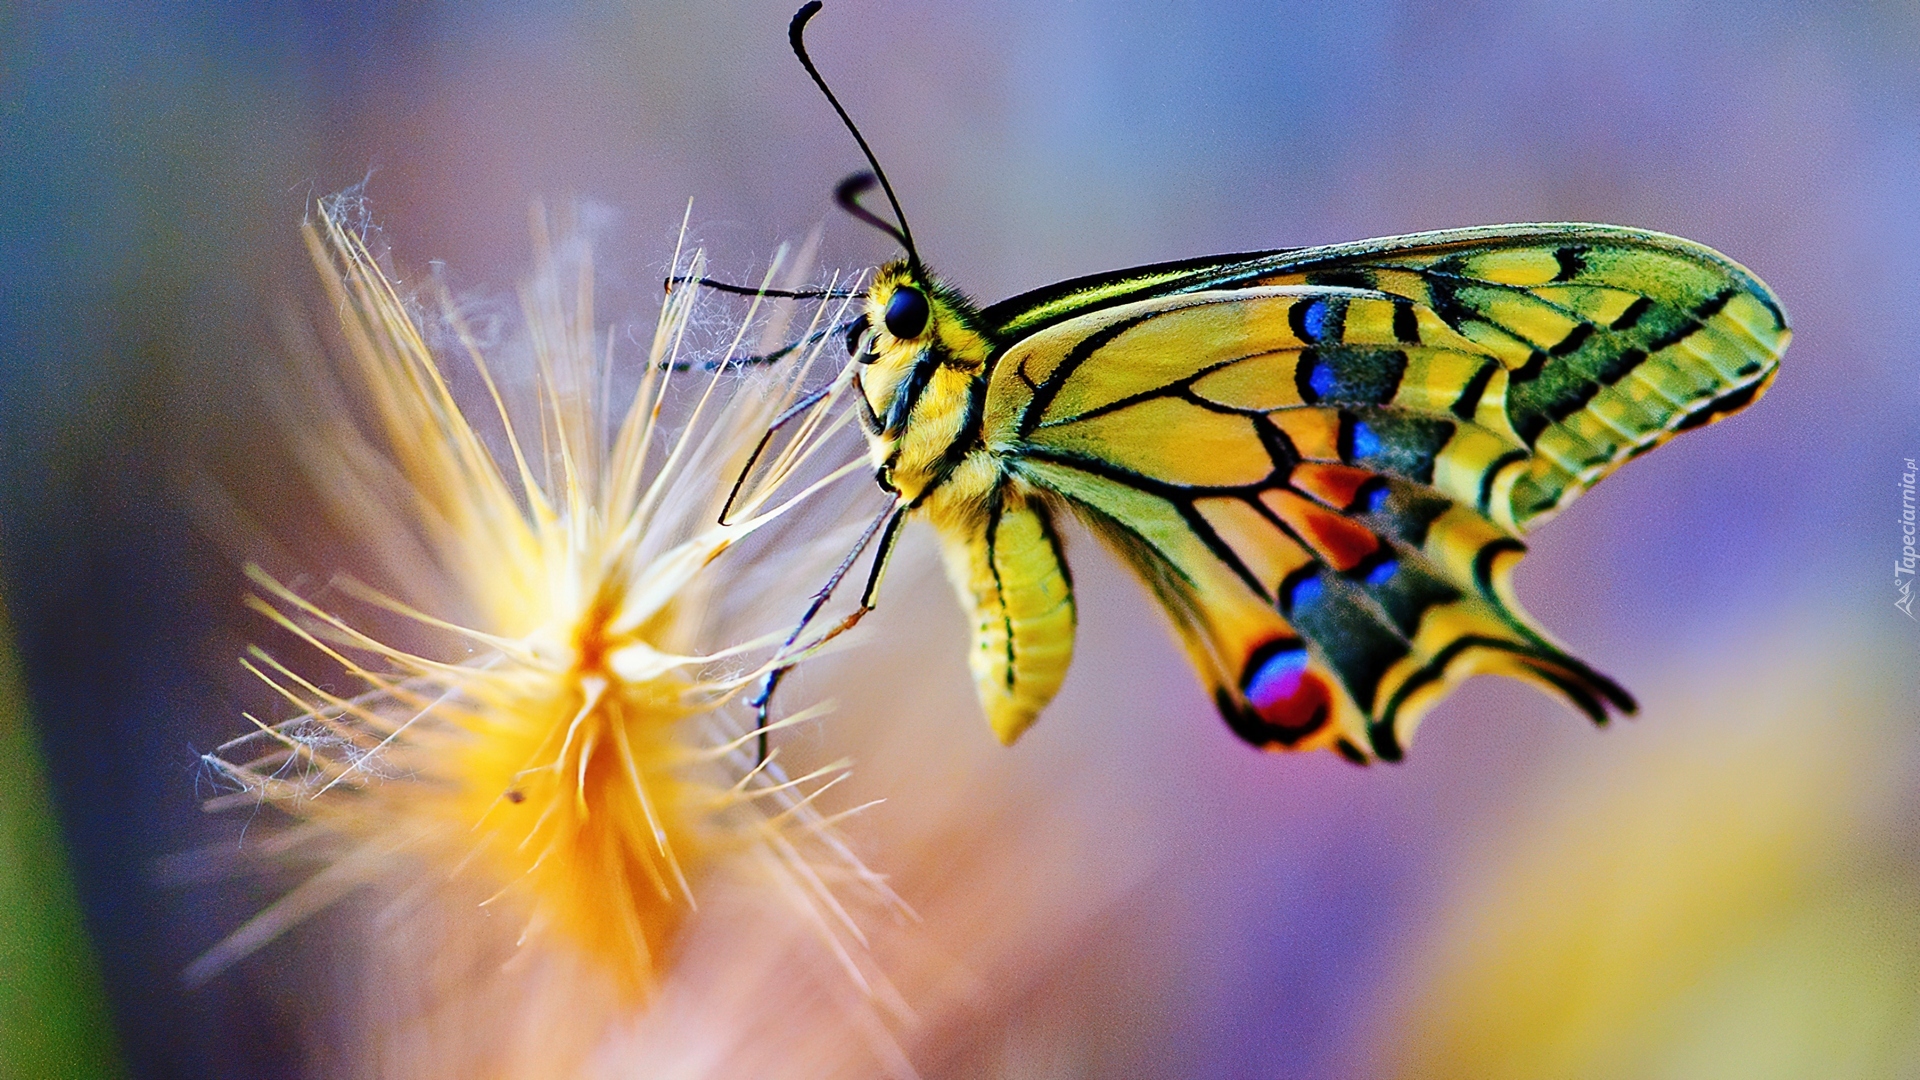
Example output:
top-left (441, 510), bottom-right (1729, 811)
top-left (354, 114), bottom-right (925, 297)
top-left (979, 225), bottom-right (1788, 760)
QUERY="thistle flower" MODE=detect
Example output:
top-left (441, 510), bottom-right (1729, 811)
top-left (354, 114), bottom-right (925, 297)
top-left (195, 191), bottom-right (888, 1027)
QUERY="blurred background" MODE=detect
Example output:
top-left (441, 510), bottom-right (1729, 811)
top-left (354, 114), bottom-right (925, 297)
top-left (4, 0), bottom-right (1918, 1076)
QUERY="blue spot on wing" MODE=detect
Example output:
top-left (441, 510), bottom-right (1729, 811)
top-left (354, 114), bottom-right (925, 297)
top-left (1284, 573), bottom-right (1324, 615)
top-left (1233, 639), bottom-right (1333, 745)
top-left (1364, 557), bottom-right (1398, 588)
top-left (1351, 420), bottom-right (1382, 459)
top-left (1344, 414), bottom-right (1454, 484)
top-left (1301, 298), bottom-right (1331, 342)
top-left (1246, 647), bottom-right (1311, 710)
top-left (1308, 359), bottom-right (1337, 399)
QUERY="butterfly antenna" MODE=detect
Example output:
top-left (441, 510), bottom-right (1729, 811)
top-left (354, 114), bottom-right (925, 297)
top-left (789, 2), bottom-right (923, 273)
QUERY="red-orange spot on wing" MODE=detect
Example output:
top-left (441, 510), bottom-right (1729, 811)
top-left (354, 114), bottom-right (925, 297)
top-left (1261, 489), bottom-right (1382, 571)
top-left (1290, 463), bottom-right (1376, 509)
top-left (1241, 642), bottom-right (1331, 746)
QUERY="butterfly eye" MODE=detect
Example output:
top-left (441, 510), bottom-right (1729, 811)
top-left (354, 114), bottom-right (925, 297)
top-left (884, 285), bottom-right (930, 339)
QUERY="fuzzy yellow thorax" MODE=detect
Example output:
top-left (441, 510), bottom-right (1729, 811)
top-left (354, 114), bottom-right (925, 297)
top-left (856, 262), bottom-right (994, 506)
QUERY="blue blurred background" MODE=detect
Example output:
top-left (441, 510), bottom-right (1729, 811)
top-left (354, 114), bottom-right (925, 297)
top-left (4, 1), bottom-right (1918, 1076)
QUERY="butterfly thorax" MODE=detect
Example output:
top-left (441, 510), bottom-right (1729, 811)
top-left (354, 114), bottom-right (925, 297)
top-left (856, 263), bottom-right (1000, 508)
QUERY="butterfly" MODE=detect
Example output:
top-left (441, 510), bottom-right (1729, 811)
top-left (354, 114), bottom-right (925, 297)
top-left (739, 2), bottom-right (1790, 764)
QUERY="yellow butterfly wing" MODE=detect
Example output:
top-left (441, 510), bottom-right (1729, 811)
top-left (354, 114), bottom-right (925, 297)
top-left (976, 225), bottom-right (1789, 761)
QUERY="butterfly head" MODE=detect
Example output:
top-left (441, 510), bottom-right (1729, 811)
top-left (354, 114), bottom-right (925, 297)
top-left (852, 261), bottom-right (992, 440)
top-left (784, 5), bottom-right (994, 436)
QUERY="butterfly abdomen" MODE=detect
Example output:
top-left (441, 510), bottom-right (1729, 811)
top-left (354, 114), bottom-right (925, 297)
top-left (936, 484), bottom-right (1076, 745)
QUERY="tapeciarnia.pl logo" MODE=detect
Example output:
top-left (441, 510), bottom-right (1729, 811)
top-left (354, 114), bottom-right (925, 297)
top-left (1899, 457), bottom-right (1917, 619)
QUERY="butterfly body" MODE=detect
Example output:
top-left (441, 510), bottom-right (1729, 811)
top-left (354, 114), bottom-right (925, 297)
top-left (847, 225), bottom-right (1789, 761)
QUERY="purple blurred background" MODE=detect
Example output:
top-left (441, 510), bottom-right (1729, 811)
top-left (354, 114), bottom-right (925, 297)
top-left (4, 1), bottom-right (1918, 1076)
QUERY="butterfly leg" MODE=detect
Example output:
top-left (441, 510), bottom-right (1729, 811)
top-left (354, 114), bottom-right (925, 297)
top-left (752, 500), bottom-right (908, 762)
top-left (719, 382), bottom-right (834, 526)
